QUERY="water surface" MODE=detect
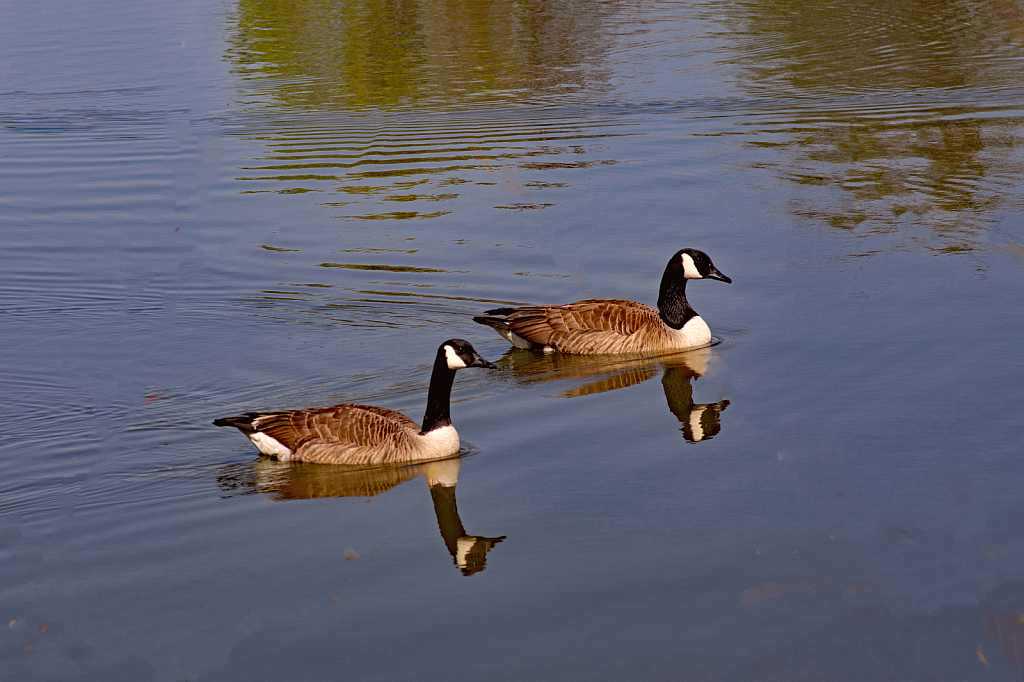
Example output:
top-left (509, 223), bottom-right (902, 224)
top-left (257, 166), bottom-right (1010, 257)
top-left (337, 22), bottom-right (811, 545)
top-left (3, 0), bottom-right (1024, 680)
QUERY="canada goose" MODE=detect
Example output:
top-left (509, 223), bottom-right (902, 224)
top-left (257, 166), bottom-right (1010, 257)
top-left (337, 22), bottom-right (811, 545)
top-left (474, 248), bottom-right (731, 354)
top-left (213, 339), bottom-right (495, 465)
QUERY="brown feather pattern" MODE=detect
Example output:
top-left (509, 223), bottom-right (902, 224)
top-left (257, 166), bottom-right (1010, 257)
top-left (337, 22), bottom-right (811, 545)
top-left (476, 248), bottom-right (731, 354)
top-left (253, 404), bottom-right (428, 466)
top-left (501, 299), bottom-right (687, 354)
top-left (216, 338), bottom-right (495, 466)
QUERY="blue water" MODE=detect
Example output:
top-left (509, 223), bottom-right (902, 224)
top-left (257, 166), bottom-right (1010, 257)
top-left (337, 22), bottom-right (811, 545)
top-left (3, 0), bottom-right (1024, 680)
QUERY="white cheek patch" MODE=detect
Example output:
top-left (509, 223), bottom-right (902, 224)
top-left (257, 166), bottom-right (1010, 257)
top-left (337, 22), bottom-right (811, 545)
top-left (689, 406), bottom-right (707, 442)
top-left (681, 253), bottom-right (703, 279)
top-left (456, 537), bottom-right (477, 568)
top-left (444, 345), bottom-right (468, 369)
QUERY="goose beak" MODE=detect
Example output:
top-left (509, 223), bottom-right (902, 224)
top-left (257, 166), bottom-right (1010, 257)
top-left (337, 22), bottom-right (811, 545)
top-left (707, 266), bottom-right (731, 284)
top-left (468, 354), bottom-right (497, 369)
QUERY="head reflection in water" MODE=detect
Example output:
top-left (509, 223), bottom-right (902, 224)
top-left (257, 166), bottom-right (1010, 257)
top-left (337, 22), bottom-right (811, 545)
top-left (217, 456), bottom-right (504, 576)
top-left (494, 345), bottom-right (729, 443)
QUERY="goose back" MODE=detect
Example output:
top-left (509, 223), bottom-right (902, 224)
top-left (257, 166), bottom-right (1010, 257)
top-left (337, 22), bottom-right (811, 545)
top-left (230, 404), bottom-right (460, 465)
top-left (477, 299), bottom-right (711, 354)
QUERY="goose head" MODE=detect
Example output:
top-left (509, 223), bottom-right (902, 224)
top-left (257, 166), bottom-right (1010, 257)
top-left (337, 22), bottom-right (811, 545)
top-left (441, 339), bottom-right (497, 370)
top-left (674, 248), bottom-right (732, 283)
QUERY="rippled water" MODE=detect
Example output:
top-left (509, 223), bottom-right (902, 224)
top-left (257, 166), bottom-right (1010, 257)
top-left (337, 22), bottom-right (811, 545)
top-left (3, 0), bottom-right (1024, 680)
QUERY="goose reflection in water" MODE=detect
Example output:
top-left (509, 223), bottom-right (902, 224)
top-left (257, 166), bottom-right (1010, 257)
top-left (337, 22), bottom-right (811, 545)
top-left (496, 345), bottom-right (729, 443)
top-left (217, 456), bottom-right (504, 576)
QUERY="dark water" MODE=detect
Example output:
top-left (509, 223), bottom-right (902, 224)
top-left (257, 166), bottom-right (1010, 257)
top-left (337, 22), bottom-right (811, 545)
top-left (3, 0), bottom-right (1024, 680)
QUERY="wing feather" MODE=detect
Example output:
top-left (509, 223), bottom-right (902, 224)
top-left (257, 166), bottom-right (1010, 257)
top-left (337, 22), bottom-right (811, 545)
top-left (253, 404), bottom-right (420, 463)
top-left (504, 299), bottom-right (669, 354)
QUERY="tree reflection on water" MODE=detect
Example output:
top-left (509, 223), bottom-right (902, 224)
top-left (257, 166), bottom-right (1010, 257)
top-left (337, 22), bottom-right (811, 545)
top-left (226, 0), bottom-right (616, 109)
top-left (726, 0), bottom-right (1024, 254)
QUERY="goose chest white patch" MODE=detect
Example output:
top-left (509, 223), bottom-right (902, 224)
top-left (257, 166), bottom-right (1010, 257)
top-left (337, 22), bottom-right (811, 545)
top-left (418, 424), bottom-right (461, 458)
top-left (681, 252), bottom-right (702, 279)
top-left (444, 345), bottom-right (467, 369)
top-left (669, 315), bottom-right (712, 349)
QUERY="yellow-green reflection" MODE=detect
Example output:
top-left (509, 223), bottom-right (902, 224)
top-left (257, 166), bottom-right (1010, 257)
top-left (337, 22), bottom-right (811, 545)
top-left (227, 0), bottom-right (614, 110)
top-left (728, 0), bottom-right (1024, 253)
top-left (218, 456), bottom-right (505, 575)
top-left (225, 0), bottom-right (629, 220)
top-left (495, 346), bottom-right (729, 443)
top-left (734, 0), bottom-right (1023, 94)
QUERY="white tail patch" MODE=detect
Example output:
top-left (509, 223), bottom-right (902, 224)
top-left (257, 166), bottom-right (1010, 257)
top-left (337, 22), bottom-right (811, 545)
top-left (681, 252), bottom-right (702, 279)
top-left (248, 432), bottom-right (293, 458)
top-left (444, 345), bottom-right (468, 369)
top-left (499, 328), bottom-right (533, 349)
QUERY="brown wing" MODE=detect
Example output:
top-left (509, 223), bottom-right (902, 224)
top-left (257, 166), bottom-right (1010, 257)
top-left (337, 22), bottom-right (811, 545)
top-left (505, 299), bottom-right (667, 354)
top-left (253, 404), bottom-right (419, 452)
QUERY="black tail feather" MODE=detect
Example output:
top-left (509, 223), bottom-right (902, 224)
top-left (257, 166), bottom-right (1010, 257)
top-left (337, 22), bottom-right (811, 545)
top-left (213, 414), bottom-right (259, 432)
top-left (482, 307), bottom-right (518, 316)
top-left (473, 315), bottom-right (511, 331)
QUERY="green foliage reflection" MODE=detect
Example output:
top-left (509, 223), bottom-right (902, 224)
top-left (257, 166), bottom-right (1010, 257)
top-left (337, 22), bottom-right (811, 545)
top-left (226, 0), bottom-right (612, 109)
top-left (727, 0), bottom-right (1024, 252)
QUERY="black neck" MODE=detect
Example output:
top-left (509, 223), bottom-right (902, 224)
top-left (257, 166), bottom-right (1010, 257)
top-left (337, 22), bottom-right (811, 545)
top-left (657, 261), bottom-right (698, 330)
top-left (429, 483), bottom-right (466, 556)
top-left (421, 349), bottom-right (457, 433)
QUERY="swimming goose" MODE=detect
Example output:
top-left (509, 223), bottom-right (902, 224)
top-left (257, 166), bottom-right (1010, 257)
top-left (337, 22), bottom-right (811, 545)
top-left (474, 248), bottom-right (731, 354)
top-left (213, 339), bottom-right (495, 465)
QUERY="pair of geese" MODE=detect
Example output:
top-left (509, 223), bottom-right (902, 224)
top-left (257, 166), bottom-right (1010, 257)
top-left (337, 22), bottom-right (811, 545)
top-left (215, 248), bottom-right (731, 465)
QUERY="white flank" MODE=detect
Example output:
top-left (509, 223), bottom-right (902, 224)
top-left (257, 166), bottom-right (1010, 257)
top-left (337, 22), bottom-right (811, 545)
top-left (418, 424), bottom-right (461, 459)
top-left (669, 315), bottom-right (712, 349)
top-left (248, 432), bottom-right (293, 458)
top-left (681, 252), bottom-right (702, 279)
top-left (444, 345), bottom-right (468, 369)
top-left (456, 537), bottom-right (477, 568)
top-left (689, 406), bottom-right (707, 442)
top-left (500, 328), bottom-right (534, 349)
